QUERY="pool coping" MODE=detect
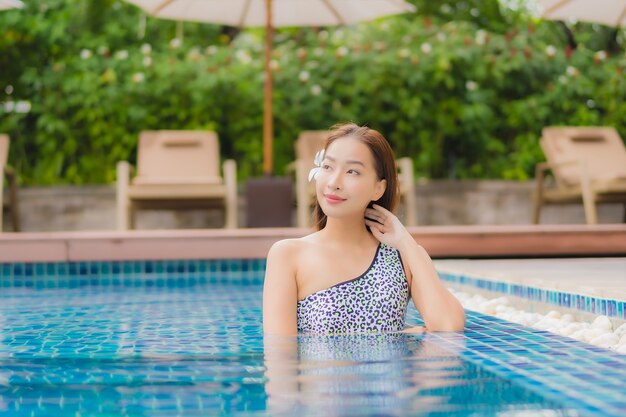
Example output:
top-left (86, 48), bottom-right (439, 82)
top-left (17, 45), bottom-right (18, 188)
top-left (1, 224), bottom-right (625, 262)
top-left (438, 270), bottom-right (626, 320)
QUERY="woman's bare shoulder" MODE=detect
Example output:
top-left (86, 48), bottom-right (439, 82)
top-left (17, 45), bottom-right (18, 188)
top-left (267, 234), bottom-right (319, 260)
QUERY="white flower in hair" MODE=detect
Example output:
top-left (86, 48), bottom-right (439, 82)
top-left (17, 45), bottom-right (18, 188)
top-left (308, 149), bottom-right (325, 182)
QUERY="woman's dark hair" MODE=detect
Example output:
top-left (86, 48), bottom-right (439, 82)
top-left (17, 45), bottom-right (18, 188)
top-left (313, 123), bottom-right (399, 230)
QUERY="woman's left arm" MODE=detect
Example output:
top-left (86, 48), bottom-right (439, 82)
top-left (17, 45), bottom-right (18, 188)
top-left (366, 205), bottom-right (466, 332)
top-left (397, 238), bottom-right (465, 331)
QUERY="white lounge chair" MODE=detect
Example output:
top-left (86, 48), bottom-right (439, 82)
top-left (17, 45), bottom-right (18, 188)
top-left (533, 126), bottom-right (626, 224)
top-left (0, 134), bottom-right (19, 232)
top-left (116, 130), bottom-right (238, 230)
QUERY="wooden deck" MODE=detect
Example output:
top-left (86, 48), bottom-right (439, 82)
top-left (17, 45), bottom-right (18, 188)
top-left (1, 224), bottom-right (625, 262)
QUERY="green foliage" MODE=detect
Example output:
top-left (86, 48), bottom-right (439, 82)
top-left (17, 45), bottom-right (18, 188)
top-left (1, 0), bottom-right (626, 184)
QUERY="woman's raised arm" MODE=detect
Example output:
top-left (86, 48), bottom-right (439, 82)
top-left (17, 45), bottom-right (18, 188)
top-left (366, 204), bottom-right (466, 332)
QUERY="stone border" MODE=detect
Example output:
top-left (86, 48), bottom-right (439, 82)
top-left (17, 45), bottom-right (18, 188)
top-left (1, 224), bottom-right (625, 262)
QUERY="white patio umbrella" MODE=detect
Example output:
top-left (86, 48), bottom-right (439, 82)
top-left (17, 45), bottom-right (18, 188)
top-left (124, 0), bottom-right (416, 175)
top-left (0, 0), bottom-right (24, 11)
top-left (539, 0), bottom-right (626, 27)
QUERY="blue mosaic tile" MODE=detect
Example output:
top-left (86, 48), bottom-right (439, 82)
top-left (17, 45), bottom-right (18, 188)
top-left (2, 259), bottom-right (623, 320)
top-left (0, 284), bottom-right (623, 416)
top-left (421, 309), bottom-right (626, 417)
top-left (0, 259), bottom-right (267, 289)
top-left (440, 271), bottom-right (626, 320)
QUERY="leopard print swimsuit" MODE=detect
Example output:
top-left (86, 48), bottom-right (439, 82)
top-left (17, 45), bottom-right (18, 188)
top-left (297, 243), bottom-right (410, 334)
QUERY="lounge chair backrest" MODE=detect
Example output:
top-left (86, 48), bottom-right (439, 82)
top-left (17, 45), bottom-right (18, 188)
top-left (0, 134), bottom-right (8, 167)
top-left (135, 130), bottom-right (221, 184)
top-left (540, 127), bottom-right (626, 187)
top-left (296, 131), bottom-right (328, 171)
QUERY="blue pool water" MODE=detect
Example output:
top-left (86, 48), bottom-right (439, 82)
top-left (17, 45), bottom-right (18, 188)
top-left (1, 261), bottom-right (626, 416)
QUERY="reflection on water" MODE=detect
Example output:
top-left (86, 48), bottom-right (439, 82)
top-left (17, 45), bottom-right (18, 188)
top-left (0, 284), bottom-right (582, 416)
top-left (0, 355), bottom-right (268, 416)
top-left (264, 333), bottom-right (578, 416)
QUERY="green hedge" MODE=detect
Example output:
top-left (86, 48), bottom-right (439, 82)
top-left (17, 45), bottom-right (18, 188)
top-left (1, 1), bottom-right (625, 184)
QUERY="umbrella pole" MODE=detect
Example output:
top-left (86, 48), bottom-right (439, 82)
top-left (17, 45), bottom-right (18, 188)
top-left (263, 0), bottom-right (274, 176)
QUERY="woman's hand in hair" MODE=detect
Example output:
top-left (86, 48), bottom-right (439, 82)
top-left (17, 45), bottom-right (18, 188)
top-left (365, 204), bottom-right (413, 249)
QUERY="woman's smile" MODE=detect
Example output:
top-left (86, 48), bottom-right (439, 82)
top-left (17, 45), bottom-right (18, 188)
top-left (324, 193), bottom-right (347, 204)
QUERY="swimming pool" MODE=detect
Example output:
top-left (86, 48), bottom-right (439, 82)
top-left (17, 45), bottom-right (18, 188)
top-left (1, 259), bottom-right (625, 416)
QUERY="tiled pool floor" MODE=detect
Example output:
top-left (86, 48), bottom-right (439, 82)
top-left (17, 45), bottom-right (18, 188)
top-left (1, 284), bottom-right (625, 416)
top-left (430, 313), bottom-right (626, 416)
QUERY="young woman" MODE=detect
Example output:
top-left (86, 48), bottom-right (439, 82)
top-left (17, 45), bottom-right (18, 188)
top-left (263, 123), bottom-right (465, 336)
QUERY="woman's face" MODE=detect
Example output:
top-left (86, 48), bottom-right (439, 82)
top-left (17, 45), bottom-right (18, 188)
top-left (315, 136), bottom-right (386, 219)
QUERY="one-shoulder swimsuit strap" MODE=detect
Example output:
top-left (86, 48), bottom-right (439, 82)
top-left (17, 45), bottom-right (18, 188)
top-left (297, 243), bottom-right (410, 334)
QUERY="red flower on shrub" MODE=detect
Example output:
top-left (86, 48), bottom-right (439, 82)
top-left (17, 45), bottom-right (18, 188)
top-left (565, 45), bottom-right (573, 60)
top-left (505, 29), bottom-right (518, 42)
top-left (524, 47), bottom-right (532, 60)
